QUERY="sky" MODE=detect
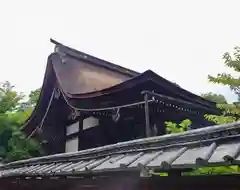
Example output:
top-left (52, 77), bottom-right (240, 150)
top-left (0, 0), bottom-right (239, 102)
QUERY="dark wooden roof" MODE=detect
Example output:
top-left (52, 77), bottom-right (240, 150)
top-left (49, 39), bottom-right (218, 105)
top-left (22, 39), bottom-right (219, 135)
top-left (51, 39), bottom-right (139, 78)
top-left (66, 70), bottom-right (217, 109)
top-left (3, 121), bottom-right (240, 178)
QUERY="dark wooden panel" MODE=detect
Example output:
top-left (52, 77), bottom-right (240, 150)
top-left (1, 174), bottom-right (240, 190)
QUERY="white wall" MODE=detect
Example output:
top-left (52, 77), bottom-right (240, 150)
top-left (65, 137), bottom-right (78, 153)
top-left (83, 116), bottom-right (99, 130)
top-left (66, 121), bottom-right (79, 136)
top-left (65, 121), bottom-right (79, 153)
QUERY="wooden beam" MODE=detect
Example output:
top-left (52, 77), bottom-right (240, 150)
top-left (142, 90), bottom-right (219, 114)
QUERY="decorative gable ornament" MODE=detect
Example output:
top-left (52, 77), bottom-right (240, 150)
top-left (54, 88), bottom-right (61, 99)
top-left (68, 110), bottom-right (81, 120)
top-left (112, 108), bottom-right (120, 123)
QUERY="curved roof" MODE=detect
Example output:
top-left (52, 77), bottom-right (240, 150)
top-left (51, 39), bottom-right (139, 79)
top-left (22, 39), bottom-right (219, 135)
top-left (50, 39), bottom-right (216, 106)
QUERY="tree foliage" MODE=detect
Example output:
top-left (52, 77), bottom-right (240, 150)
top-left (0, 81), bottom-right (23, 113)
top-left (209, 47), bottom-right (240, 97)
top-left (165, 119), bottom-right (192, 134)
top-left (0, 81), bottom-right (41, 162)
top-left (28, 88), bottom-right (41, 107)
top-left (205, 46), bottom-right (240, 123)
top-left (201, 92), bottom-right (227, 104)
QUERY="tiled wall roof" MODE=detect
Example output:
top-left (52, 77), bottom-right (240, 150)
top-left (1, 121), bottom-right (240, 178)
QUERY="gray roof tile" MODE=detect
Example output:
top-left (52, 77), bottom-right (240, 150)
top-left (1, 121), bottom-right (240, 178)
top-left (93, 154), bottom-right (125, 171)
top-left (208, 143), bottom-right (240, 164)
top-left (129, 151), bottom-right (162, 168)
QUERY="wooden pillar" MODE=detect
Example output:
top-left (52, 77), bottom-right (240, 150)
top-left (143, 93), bottom-right (151, 137)
top-left (78, 115), bottom-right (84, 150)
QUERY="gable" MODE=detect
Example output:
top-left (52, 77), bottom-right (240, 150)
top-left (53, 54), bottom-right (131, 94)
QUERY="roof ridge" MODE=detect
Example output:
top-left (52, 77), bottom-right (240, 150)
top-left (50, 38), bottom-right (140, 77)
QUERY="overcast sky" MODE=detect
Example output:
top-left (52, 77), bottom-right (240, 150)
top-left (0, 0), bottom-right (239, 102)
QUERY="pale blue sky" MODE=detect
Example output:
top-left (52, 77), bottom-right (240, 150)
top-left (0, 0), bottom-right (239, 102)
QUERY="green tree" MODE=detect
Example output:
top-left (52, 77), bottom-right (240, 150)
top-left (0, 81), bottom-right (23, 113)
top-left (165, 119), bottom-right (192, 134)
top-left (0, 81), bottom-right (41, 162)
top-left (201, 92), bottom-right (227, 104)
top-left (28, 88), bottom-right (41, 107)
top-left (205, 46), bottom-right (240, 123)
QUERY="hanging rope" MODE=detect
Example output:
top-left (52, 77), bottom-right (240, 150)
top-left (60, 88), bottom-right (154, 112)
top-left (27, 87), bottom-right (154, 139)
top-left (27, 88), bottom-right (56, 139)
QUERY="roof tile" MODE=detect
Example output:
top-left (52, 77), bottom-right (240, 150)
top-left (1, 122), bottom-right (240, 178)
